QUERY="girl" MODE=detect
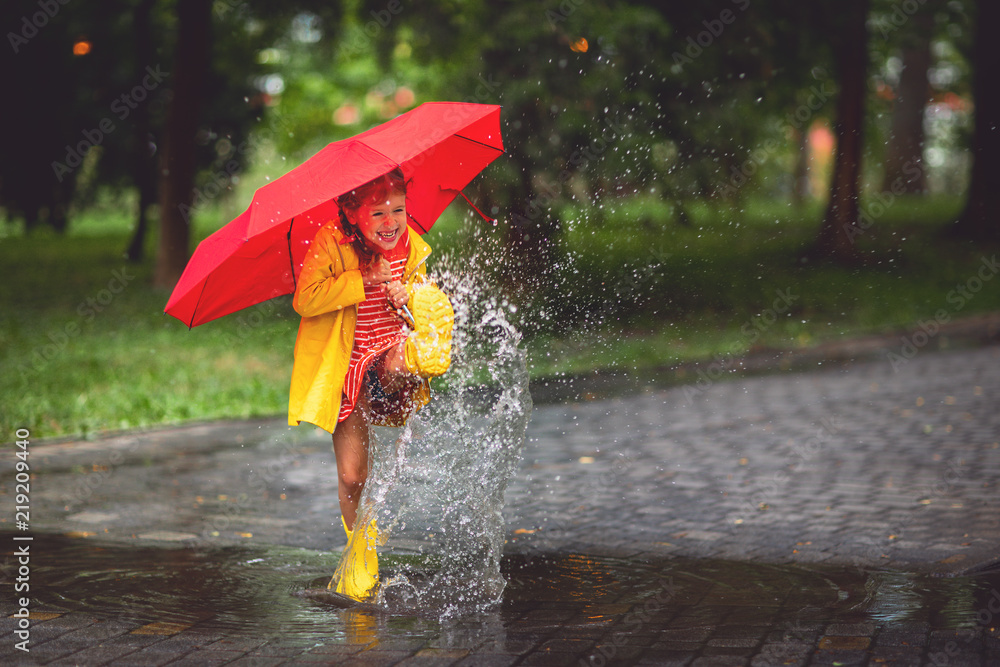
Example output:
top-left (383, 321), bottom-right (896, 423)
top-left (288, 168), bottom-right (453, 600)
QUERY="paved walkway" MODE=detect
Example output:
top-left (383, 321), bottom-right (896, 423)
top-left (508, 342), bottom-right (1000, 576)
top-left (3, 341), bottom-right (1000, 665)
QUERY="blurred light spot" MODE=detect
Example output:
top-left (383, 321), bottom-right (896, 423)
top-left (334, 103), bottom-right (360, 125)
top-left (291, 12), bottom-right (322, 43)
top-left (394, 42), bottom-right (412, 59)
top-left (73, 40), bottom-right (91, 56)
top-left (570, 37), bottom-right (588, 53)
top-left (257, 47), bottom-right (285, 65)
top-left (394, 86), bottom-right (415, 109)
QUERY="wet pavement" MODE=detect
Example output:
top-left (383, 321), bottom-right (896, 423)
top-left (3, 341), bottom-right (1000, 665)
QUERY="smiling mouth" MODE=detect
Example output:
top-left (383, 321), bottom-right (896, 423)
top-left (377, 228), bottom-right (399, 242)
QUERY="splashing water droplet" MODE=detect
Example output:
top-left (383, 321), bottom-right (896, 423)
top-left (337, 256), bottom-right (532, 619)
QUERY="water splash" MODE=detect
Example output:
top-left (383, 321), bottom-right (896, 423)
top-left (342, 258), bottom-right (532, 619)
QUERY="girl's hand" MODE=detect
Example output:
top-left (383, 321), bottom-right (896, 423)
top-left (385, 280), bottom-right (409, 310)
top-left (362, 258), bottom-right (392, 286)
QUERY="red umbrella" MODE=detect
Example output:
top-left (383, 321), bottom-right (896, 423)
top-left (164, 102), bottom-right (503, 328)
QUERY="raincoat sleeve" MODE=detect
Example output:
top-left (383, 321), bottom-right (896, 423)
top-left (293, 228), bottom-right (366, 318)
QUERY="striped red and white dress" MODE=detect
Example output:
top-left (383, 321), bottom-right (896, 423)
top-left (338, 235), bottom-right (410, 422)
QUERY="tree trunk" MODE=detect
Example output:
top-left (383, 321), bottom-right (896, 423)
top-left (154, 0), bottom-right (211, 289)
top-left (812, 0), bottom-right (869, 263)
top-left (881, 12), bottom-right (932, 194)
top-left (126, 0), bottom-right (156, 263)
top-left (953, 0), bottom-right (1000, 241)
top-left (501, 101), bottom-right (562, 291)
top-left (791, 127), bottom-right (811, 207)
top-left (505, 152), bottom-right (561, 293)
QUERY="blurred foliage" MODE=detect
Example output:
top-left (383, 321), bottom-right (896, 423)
top-left (2, 0), bottom-right (994, 439)
top-left (3, 193), bottom-right (997, 438)
top-left (0, 0), bottom-right (344, 233)
top-left (1, 0), bottom-right (979, 246)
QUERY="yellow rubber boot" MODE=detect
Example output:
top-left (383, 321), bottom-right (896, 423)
top-left (330, 516), bottom-right (380, 600)
top-left (403, 282), bottom-right (454, 378)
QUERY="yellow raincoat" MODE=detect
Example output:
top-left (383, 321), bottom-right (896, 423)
top-left (288, 223), bottom-right (431, 433)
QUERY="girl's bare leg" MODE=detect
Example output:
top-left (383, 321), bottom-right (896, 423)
top-left (377, 342), bottom-right (415, 394)
top-left (332, 392), bottom-right (371, 531)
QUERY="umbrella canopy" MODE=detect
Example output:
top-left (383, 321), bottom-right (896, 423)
top-left (164, 102), bottom-right (503, 328)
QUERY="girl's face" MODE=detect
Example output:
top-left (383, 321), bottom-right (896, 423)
top-left (351, 190), bottom-right (407, 253)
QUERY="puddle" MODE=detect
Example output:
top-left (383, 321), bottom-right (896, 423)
top-left (7, 532), bottom-right (1000, 652)
top-left (329, 262), bottom-right (533, 619)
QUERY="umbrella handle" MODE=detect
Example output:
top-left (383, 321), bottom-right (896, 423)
top-left (398, 304), bottom-right (415, 328)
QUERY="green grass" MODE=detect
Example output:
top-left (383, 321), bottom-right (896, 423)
top-left (2, 192), bottom-right (998, 440)
top-left (525, 193), bottom-right (999, 376)
top-left (1, 206), bottom-right (300, 438)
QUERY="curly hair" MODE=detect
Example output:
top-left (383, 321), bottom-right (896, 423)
top-left (337, 168), bottom-right (408, 265)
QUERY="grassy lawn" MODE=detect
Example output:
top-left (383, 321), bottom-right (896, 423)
top-left (2, 192), bottom-right (998, 440)
top-left (524, 194), bottom-right (1000, 376)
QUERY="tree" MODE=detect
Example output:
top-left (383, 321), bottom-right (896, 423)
top-left (880, 8), bottom-right (933, 194)
top-left (154, 0), bottom-right (212, 289)
top-left (953, 0), bottom-right (1000, 241)
top-left (150, 1), bottom-right (348, 287)
top-left (812, 0), bottom-right (870, 262)
top-left (353, 1), bottom-right (777, 294)
top-left (1, 1), bottom-right (93, 232)
top-left (125, 0), bottom-right (158, 262)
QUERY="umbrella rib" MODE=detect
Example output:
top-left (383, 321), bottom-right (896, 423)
top-left (188, 276), bottom-right (210, 329)
top-left (453, 133), bottom-right (505, 154)
top-left (363, 132), bottom-right (503, 177)
top-left (407, 212), bottom-right (428, 234)
top-left (287, 219), bottom-right (297, 290)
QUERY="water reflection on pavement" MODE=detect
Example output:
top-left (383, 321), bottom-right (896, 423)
top-left (7, 531), bottom-right (1000, 665)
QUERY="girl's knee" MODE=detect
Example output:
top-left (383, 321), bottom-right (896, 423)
top-left (338, 468), bottom-right (366, 495)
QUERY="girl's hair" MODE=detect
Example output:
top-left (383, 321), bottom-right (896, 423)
top-left (337, 168), bottom-right (407, 264)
